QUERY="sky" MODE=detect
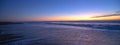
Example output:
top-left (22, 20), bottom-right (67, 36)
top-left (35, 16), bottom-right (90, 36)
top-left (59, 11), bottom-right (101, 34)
top-left (0, 0), bottom-right (120, 22)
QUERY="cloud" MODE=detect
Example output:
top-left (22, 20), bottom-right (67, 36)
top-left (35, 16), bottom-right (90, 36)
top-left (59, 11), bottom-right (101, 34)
top-left (92, 14), bottom-right (120, 18)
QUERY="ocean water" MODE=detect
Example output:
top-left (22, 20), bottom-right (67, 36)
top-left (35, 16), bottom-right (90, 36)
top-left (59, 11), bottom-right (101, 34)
top-left (0, 22), bottom-right (120, 45)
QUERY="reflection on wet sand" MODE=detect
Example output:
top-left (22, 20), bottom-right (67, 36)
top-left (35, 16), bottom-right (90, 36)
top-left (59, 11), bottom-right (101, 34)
top-left (0, 23), bottom-right (120, 45)
top-left (27, 30), bottom-right (120, 45)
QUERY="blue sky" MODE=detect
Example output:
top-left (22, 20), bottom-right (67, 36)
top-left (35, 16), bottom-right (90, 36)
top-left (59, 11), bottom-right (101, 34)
top-left (0, 0), bottom-right (119, 21)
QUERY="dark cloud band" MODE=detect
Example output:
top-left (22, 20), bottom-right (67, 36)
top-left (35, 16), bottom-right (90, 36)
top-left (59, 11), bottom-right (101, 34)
top-left (92, 14), bottom-right (120, 18)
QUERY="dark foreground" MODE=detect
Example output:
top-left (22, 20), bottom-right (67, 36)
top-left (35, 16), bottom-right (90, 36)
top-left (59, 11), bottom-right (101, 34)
top-left (0, 22), bottom-right (120, 45)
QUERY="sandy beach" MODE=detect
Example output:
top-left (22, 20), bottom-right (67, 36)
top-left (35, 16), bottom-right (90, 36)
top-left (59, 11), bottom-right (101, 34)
top-left (0, 22), bottom-right (120, 45)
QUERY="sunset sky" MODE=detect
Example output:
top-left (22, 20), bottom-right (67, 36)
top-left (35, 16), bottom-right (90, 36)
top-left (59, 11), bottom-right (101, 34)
top-left (0, 0), bottom-right (120, 22)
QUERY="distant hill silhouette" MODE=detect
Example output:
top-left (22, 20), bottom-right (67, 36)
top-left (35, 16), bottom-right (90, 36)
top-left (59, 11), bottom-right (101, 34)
top-left (0, 22), bottom-right (22, 25)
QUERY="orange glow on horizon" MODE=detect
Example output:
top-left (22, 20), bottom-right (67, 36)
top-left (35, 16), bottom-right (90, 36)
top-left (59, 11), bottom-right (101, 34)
top-left (36, 15), bottom-right (120, 21)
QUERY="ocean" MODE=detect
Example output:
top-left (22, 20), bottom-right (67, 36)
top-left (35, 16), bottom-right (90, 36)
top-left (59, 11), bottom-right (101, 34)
top-left (0, 21), bottom-right (120, 45)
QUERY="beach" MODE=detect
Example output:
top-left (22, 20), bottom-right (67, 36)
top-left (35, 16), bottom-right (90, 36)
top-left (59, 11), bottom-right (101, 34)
top-left (0, 22), bottom-right (120, 45)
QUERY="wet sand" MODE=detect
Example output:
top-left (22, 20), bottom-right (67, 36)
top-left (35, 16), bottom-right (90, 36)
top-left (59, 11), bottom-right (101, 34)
top-left (0, 30), bottom-right (23, 44)
top-left (0, 23), bottom-right (120, 45)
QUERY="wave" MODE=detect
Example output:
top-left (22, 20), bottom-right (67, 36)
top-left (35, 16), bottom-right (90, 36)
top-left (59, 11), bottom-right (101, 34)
top-left (44, 22), bottom-right (120, 30)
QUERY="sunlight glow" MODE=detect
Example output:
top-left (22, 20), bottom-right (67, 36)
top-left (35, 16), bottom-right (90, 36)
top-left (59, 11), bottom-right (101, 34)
top-left (37, 15), bottom-right (120, 21)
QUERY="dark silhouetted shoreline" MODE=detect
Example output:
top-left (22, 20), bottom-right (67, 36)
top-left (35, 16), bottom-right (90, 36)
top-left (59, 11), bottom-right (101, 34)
top-left (0, 22), bottom-right (23, 25)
